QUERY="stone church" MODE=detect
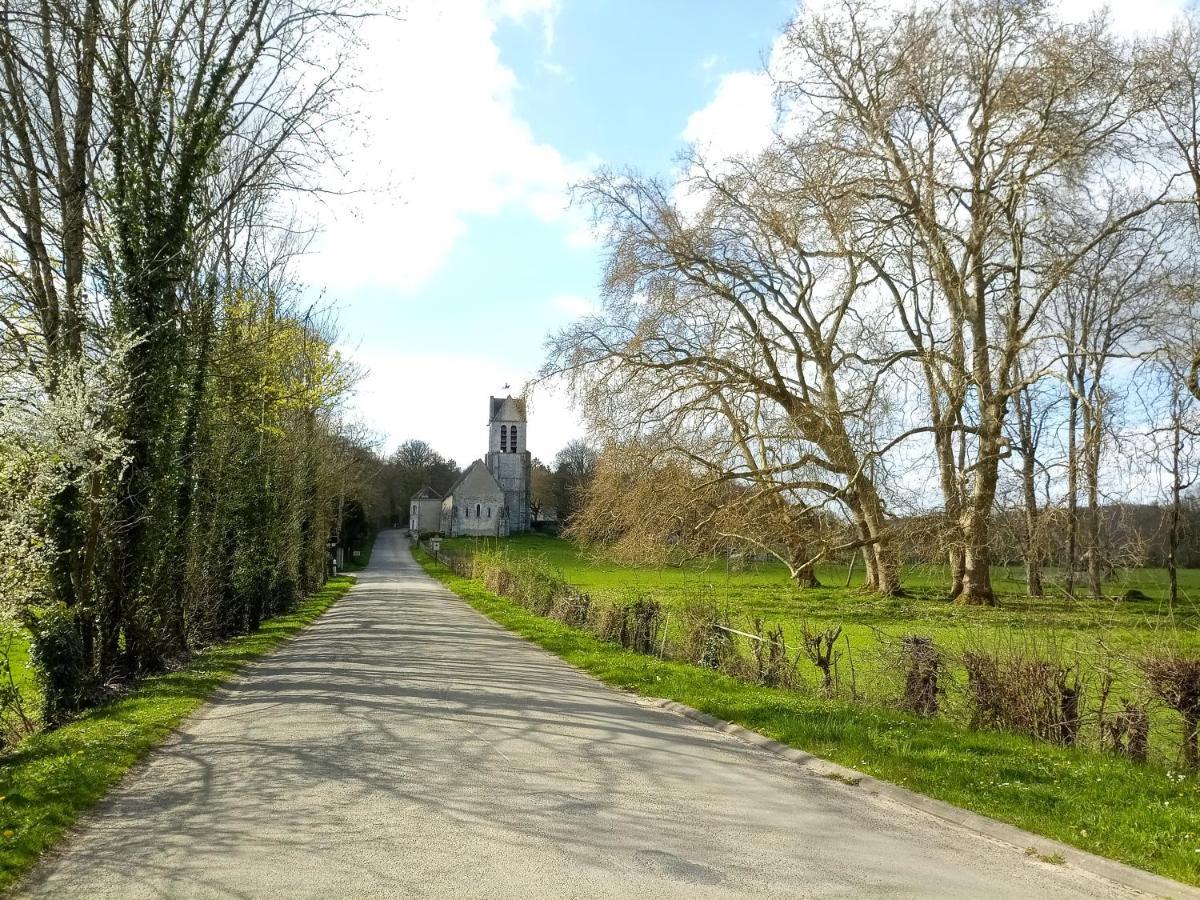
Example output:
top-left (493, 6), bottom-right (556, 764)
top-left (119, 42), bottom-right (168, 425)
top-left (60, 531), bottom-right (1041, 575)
top-left (440, 396), bottom-right (531, 537)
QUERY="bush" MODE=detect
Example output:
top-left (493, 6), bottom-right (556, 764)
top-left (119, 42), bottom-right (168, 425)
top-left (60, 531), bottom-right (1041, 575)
top-left (901, 635), bottom-right (941, 717)
top-left (1141, 655), bottom-right (1200, 769)
top-left (752, 618), bottom-right (794, 688)
top-left (677, 600), bottom-right (736, 670)
top-left (27, 604), bottom-right (93, 727)
top-left (1102, 700), bottom-right (1151, 763)
top-left (962, 644), bottom-right (1081, 745)
top-left (617, 597), bottom-right (662, 654)
top-left (549, 590), bottom-right (591, 629)
top-left (800, 623), bottom-right (843, 697)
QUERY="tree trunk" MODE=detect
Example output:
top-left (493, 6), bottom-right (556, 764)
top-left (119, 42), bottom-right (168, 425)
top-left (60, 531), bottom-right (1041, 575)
top-left (1085, 423), bottom-right (1104, 600)
top-left (793, 564), bottom-right (820, 589)
top-left (1169, 416), bottom-right (1182, 609)
top-left (957, 336), bottom-right (1001, 606)
top-left (1016, 388), bottom-right (1044, 597)
top-left (1066, 385), bottom-right (1079, 598)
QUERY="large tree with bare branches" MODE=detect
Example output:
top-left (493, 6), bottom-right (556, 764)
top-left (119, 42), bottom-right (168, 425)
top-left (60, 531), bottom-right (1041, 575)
top-left (774, 0), bottom-right (1157, 603)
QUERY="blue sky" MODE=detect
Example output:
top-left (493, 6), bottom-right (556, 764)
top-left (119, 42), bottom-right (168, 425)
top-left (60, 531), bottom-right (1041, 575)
top-left (296, 1), bottom-right (793, 467)
top-left (299, 0), bottom-right (1185, 468)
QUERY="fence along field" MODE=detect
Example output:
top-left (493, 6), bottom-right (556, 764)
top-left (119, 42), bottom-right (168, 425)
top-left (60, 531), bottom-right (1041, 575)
top-left (432, 535), bottom-right (1200, 770)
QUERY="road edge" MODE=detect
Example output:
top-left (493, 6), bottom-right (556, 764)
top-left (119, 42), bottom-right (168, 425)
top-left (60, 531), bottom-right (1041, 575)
top-left (648, 697), bottom-right (1199, 900)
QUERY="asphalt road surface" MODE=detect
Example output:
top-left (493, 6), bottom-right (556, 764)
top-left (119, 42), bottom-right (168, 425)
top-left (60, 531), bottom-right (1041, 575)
top-left (21, 530), bottom-right (1144, 898)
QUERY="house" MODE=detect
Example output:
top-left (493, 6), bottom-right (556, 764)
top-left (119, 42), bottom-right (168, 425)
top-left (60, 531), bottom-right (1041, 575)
top-left (408, 486), bottom-right (442, 537)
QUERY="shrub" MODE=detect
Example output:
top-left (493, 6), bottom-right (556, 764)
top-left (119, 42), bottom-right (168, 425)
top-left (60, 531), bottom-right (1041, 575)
top-left (618, 597), bottom-right (662, 655)
top-left (1102, 700), bottom-right (1151, 763)
top-left (962, 644), bottom-right (1081, 745)
top-left (677, 600), bottom-right (736, 670)
top-left (590, 600), bottom-right (627, 645)
top-left (1141, 655), bottom-right (1200, 769)
top-left (800, 623), bottom-right (843, 696)
top-left (549, 589), bottom-right (591, 629)
top-left (901, 635), bottom-right (941, 717)
top-left (752, 618), bottom-right (794, 688)
top-left (27, 603), bottom-right (93, 727)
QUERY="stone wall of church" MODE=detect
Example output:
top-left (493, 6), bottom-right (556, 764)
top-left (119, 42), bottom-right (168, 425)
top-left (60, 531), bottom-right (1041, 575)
top-left (441, 491), bottom-right (506, 537)
top-left (486, 450), bottom-right (530, 533)
top-left (489, 421), bottom-right (526, 454)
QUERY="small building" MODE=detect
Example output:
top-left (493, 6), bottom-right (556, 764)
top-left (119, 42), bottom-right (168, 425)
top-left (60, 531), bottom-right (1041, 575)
top-left (408, 486), bottom-right (443, 537)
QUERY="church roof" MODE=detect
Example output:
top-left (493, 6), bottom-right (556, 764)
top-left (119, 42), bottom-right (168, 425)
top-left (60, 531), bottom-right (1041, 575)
top-left (489, 395), bottom-right (526, 423)
top-left (444, 459), bottom-right (503, 499)
top-left (411, 485), bottom-right (441, 500)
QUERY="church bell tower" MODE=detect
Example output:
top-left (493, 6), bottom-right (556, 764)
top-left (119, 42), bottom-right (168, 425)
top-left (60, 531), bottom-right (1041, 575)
top-left (485, 396), bottom-right (531, 533)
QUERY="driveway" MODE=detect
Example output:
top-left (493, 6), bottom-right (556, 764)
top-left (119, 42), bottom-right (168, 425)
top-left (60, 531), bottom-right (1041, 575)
top-left (21, 530), bottom-right (1143, 898)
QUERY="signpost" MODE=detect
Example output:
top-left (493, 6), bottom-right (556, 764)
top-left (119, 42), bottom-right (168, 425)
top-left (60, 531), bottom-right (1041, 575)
top-left (430, 537), bottom-right (441, 563)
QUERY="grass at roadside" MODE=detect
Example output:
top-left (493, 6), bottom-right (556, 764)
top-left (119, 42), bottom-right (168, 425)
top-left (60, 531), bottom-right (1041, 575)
top-left (341, 530), bottom-right (378, 573)
top-left (444, 535), bottom-right (1200, 754)
top-left (0, 575), bottom-right (355, 893)
top-left (416, 548), bottom-right (1200, 887)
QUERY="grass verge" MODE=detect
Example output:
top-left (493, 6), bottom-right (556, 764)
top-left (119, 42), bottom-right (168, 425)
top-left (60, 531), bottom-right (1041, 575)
top-left (0, 575), bottom-right (355, 893)
top-left (341, 532), bottom-right (377, 573)
top-left (415, 549), bottom-right (1200, 887)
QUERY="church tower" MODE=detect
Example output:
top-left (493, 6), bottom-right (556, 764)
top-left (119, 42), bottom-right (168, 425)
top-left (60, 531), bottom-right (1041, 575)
top-left (485, 396), bottom-right (531, 533)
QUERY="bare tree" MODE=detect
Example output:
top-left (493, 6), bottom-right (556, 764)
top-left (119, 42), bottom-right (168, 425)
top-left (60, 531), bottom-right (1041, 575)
top-left (550, 148), bottom-right (913, 593)
top-left (776, 0), bottom-right (1154, 603)
top-left (1138, 9), bottom-right (1200, 402)
top-left (1053, 210), bottom-right (1170, 597)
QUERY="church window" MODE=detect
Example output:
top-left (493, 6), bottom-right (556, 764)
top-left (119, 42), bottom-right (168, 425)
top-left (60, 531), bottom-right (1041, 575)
top-left (510, 426), bottom-right (518, 450)
top-left (487, 506), bottom-right (491, 518)
top-left (500, 424), bottom-right (508, 452)
top-left (476, 503), bottom-right (481, 517)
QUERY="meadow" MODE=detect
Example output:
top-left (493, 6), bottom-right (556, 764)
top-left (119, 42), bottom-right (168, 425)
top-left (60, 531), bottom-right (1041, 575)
top-left (442, 534), bottom-right (1200, 756)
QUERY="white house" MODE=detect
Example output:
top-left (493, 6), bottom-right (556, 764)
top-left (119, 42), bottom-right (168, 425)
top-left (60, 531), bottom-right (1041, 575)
top-left (408, 486), bottom-right (443, 537)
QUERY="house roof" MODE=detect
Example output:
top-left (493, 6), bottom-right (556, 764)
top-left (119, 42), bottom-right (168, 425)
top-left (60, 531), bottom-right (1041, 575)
top-left (489, 395), bottom-right (526, 423)
top-left (444, 459), bottom-right (503, 499)
top-left (411, 485), bottom-right (441, 500)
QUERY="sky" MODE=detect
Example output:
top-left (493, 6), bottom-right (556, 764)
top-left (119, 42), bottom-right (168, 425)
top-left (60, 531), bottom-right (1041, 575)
top-left (296, 0), bottom-right (1189, 469)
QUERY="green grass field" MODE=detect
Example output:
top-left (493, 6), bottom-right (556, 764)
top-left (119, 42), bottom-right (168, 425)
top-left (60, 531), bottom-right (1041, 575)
top-left (416, 548), bottom-right (1200, 886)
top-left (444, 535), bottom-right (1200, 752)
top-left (0, 575), bottom-right (355, 893)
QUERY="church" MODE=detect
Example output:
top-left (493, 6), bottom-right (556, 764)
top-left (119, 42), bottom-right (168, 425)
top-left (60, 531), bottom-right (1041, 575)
top-left (439, 396), bottom-right (531, 537)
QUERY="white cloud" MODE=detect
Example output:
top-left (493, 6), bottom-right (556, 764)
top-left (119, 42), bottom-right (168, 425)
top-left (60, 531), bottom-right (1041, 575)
top-left (496, 0), bottom-right (561, 50)
top-left (349, 349), bottom-right (583, 464)
top-left (1059, 0), bottom-right (1183, 34)
top-left (682, 70), bottom-right (776, 163)
top-left (294, 1), bottom-right (588, 295)
top-left (550, 293), bottom-right (596, 317)
top-left (680, 0), bottom-right (1192, 180)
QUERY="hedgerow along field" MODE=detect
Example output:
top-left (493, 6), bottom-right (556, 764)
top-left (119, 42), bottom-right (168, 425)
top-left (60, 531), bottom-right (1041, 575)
top-left (441, 534), bottom-right (1200, 759)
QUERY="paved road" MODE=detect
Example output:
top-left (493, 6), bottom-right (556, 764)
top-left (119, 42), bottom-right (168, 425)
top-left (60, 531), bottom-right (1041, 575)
top-left (22, 531), bottom-right (1139, 898)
